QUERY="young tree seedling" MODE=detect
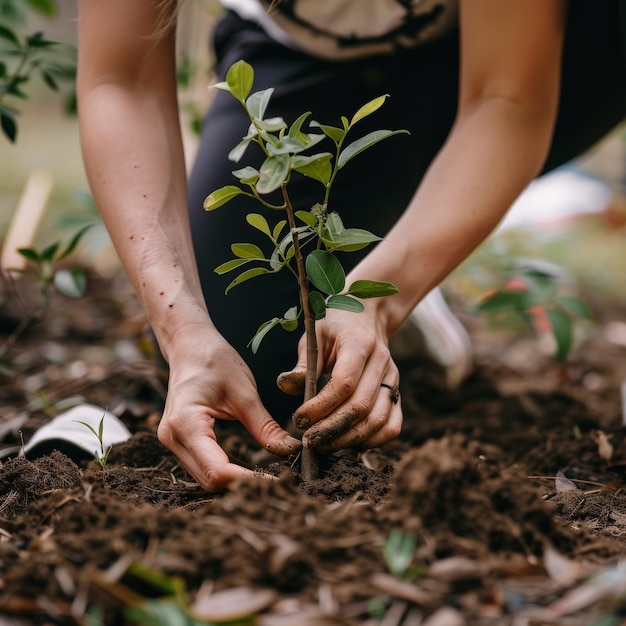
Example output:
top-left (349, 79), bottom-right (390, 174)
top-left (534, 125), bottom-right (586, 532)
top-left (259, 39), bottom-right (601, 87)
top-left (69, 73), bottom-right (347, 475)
top-left (477, 258), bottom-right (593, 377)
top-left (0, 225), bottom-right (90, 372)
top-left (204, 60), bottom-right (406, 480)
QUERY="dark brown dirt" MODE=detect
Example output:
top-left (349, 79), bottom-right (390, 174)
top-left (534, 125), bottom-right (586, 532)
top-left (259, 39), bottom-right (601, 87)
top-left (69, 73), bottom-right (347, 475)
top-left (0, 268), bottom-right (625, 625)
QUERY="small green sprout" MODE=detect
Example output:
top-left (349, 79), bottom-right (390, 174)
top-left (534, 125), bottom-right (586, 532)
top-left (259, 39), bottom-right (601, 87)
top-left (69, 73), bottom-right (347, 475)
top-left (382, 528), bottom-right (422, 580)
top-left (75, 411), bottom-right (112, 470)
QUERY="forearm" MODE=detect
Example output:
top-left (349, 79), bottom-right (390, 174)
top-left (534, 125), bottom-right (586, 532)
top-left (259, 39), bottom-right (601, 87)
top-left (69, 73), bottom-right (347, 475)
top-left (78, 85), bottom-right (210, 357)
top-left (352, 94), bottom-right (557, 334)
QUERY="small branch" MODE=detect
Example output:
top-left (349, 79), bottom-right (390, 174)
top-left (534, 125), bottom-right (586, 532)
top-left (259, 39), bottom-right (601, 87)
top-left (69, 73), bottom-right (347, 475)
top-left (281, 187), bottom-right (320, 481)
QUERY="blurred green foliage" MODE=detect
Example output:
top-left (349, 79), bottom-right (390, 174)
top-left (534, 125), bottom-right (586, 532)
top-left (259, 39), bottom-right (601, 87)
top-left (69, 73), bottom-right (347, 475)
top-left (0, 0), bottom-right (76, 142)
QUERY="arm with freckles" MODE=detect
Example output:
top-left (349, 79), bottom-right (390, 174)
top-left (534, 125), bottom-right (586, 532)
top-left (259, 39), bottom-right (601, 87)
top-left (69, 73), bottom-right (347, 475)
top-left (289, 0), bottom-right (569, 451)
top-left (76, 0), bottom-right (300, 491)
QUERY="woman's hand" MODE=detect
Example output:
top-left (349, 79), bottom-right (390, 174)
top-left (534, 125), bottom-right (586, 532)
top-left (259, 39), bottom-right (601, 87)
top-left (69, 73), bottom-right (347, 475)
top-left (279, 305), bottom-right (403, 454)
top-left (157, 323), bottom-right (301, 491)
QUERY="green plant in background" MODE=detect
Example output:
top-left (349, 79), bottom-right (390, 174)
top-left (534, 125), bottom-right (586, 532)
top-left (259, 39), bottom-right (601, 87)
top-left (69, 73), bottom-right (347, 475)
top-left (0, 0), bottom-right (76, 142)
top-left (0, 225), bottom-right (90, 371)
top-left (75, 410), bottom-right (111, 470)
top-left (476, 258), bottom-right (593, 363)
top-left (204, 60), bottom-right (405, 480)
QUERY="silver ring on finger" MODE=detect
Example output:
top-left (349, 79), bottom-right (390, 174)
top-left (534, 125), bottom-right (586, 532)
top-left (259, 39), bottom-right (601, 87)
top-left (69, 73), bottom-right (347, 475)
top-left (380, 382), bottom-right (400, 404)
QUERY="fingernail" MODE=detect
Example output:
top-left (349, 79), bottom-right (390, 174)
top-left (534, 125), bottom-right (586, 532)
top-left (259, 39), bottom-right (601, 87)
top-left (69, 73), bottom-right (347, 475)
top-left (293, 414), bottom-right (310, 430)
top-left (285, 435), bottom-right (302, 450)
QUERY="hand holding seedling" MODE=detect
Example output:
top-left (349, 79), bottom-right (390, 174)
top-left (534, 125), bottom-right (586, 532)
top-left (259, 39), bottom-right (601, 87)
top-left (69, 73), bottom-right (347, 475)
top-left (282, 303), bottom-right (403, 455)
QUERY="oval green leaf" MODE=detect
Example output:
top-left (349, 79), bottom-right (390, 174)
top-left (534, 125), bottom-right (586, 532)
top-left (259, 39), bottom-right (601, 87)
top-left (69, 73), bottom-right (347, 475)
top-left (204, 185), bottom-right (245, 211)
top-left (326, 294), bottom-right (364, 313)
top-left (347, 280), bottom-right (399, 298)
top-left (231, 243), bottom-right (264, 259)
top-left (249, 318), bottom-right (280, 354)
top-left (225, 267), bottom-right (269, 294)
top-left (246, 213), bottom-right (271, 237)
top-left (292, 153), bottom-right (333, 185)
top-left (338, 129), bottom-right (409, 169)
top-left (257, 154), bottom-right (290, 194)
top-left (306, 250), bottom-right (345, 295)
top-left (226, 60), bottom-right (254, 102)
top-left (350, 94), bottom-right (389, 126)
top-left (214, 258), bottom-right (252, 274)
top-left (308, 291), bottom-right (327, 320)
top-left (246, 87), bottom-right (274, 120)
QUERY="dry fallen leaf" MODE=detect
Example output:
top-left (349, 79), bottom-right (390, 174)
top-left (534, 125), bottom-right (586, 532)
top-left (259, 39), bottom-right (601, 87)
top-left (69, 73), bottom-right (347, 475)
top-left (555, 471), bottom-right (578, 493)
top-left (191, 586), bottom-right (277, 621)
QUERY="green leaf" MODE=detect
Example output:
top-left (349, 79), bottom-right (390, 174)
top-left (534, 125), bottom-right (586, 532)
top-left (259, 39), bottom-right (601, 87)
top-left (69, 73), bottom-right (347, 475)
top-left (225, 267), bottom-right (269, 294)
top-left (350, 94), bottom-right (389, 126)
top-left (0, 25), bottom-right (20, 47)
top-left (226, 59), bottom-right (254, 102)
top-left (231, 242), bottom-right (264, 259)
top-left (214, 258), bottom-right (252, 274)
top-left (273, 219), bottom-right (287, 241)
top-left (266, 136), bottom-right (310, 156)
top-left (338, 129), bottom-right (409, 169)
top-left (255, 116), bottom-right (287, 132)
top-left (249, 317), bottom-right (280, 353)
top-left (16, 247), bottom-right (40, 263)
top-left (1, 111), bottom-right (17, 143)
top-left (54, 269), bottom-right (86, 298)
top-left (279, 319), bottom-right (299, 332)
top-left (257, 154), bottom-right (290, 194)
top-left (383, 529), bottom-right (416, 578)
top-left (246, 213), bottom-right (271, 237)
top-left (40, 69), bottom-right (58, 91)
top-left (554, 295), bottom-right (593, 320)
top-left (306, 250), bottom-right (345, 295)
top-left (41, 241), bottom-right (60, 262)
top-left (546, 307), bottom-right (573, 362)
top-left (325, 227), bottom-right (382, 252)
top-left (477, 290), bottom-right (532, 313)
top-left (292, 153), bottom-right (333, 185)
top-left (326, 294), bottom-right (364, 313)
top-left (310, 120), bottom-right (346, 144)
top-left (283, 305), bottom-right (299, 321)
top-left (228, 136), bottom-right (253, 163)
top-left (347, 279), bottom-right (399, 298)
top-left (288, 111), bottom-right (312, 140)
top-left (309, 291), bottom-right (327, 320)
top-left (26, 0), bottom-right (58, 16)
top-left (58, 225), bottom-right (92, 261)
top-left (246, 87), bottom-right (274, 120)
top-left (232, 165), bottom-right (259, 182)
top-left (295, 210), bottom-right (318, 228)
top-left (203, 185), bottom-right (246, 211)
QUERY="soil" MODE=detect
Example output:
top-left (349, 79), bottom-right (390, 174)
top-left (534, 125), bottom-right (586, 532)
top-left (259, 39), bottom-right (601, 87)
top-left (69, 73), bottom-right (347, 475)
top-left (0, 268), bottom-right (625, 626)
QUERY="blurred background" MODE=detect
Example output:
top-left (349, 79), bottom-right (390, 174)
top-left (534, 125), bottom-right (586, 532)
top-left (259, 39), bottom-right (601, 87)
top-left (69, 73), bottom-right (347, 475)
top-left (1, 0), bottom-right (625, 311)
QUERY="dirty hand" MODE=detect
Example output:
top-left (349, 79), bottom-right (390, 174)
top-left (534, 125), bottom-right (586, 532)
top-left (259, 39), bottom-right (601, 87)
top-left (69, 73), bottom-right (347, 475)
top-left (157, 324), bottom-right (301, 491)
top-left (278, 306), bottom-right (402, 453)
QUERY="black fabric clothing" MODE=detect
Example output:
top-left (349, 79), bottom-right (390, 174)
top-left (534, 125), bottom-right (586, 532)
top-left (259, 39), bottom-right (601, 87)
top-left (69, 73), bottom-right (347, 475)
top-left (187, 1), bottom-right (626, 424)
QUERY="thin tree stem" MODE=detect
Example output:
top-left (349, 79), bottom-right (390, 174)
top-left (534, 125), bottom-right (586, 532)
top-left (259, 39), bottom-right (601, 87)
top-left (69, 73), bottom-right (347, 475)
top-left (281, 187), bottom-right (319, 481)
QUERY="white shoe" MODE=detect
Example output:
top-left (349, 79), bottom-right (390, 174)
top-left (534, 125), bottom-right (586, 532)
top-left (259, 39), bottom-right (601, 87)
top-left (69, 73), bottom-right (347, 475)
top-left (389, 287), bottom-right (473, 389)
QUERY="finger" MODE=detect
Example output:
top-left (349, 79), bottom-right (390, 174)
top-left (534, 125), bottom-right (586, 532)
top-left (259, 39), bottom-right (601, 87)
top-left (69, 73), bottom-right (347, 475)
top-left (167, 430), bottom-right (254, 492)
top-left (234, 393), bottom-right (302, 457)
top-left (305, 372), bottom-right (401, 452)
top-left (293, 345), bottom-right (373, 430)
top-left (276, 333), bottom-right (312, 396)
top-left (318, 389), bottom-right (403, 453)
